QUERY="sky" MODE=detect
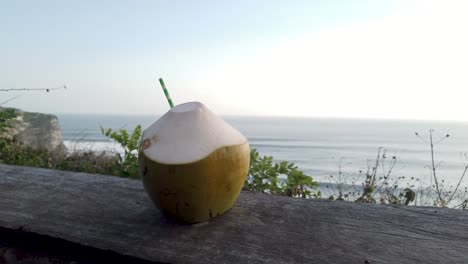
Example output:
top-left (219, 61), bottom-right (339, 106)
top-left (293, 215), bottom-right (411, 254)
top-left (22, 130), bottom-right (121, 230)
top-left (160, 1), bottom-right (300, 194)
top-left (1, 0), bottom-right (468, 120)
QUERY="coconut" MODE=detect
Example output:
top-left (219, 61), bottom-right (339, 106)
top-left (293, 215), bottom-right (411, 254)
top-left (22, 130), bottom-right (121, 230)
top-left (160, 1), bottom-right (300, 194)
top-left (139, 101), bottom-right (250, 223)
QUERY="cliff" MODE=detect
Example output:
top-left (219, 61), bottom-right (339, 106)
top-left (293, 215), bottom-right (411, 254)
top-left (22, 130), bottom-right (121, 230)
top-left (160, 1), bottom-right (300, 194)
top-left (0, 107), bottom-right (65, 152)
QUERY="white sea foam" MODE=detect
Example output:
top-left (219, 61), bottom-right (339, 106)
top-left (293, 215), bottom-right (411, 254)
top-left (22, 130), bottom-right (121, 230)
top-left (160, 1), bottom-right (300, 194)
top-left (63, 140), bottom-right (124, 155)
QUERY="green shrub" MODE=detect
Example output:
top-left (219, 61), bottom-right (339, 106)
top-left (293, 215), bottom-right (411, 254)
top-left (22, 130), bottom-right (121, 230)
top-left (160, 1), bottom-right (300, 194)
top-left (0, 108), bottom-right (18, 133)
top-left (100, 125), bottom-right (142, 178)
top-left (56, 151), bottom-right (122, 176)
top-left (244, 149), bottom-right (319, 198)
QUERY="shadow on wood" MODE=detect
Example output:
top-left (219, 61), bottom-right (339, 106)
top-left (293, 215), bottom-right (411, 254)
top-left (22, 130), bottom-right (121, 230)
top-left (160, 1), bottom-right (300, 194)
top-left (0, 164), bottom-right (467, 263)
top-left (0, 226), bottom-right (161, 263)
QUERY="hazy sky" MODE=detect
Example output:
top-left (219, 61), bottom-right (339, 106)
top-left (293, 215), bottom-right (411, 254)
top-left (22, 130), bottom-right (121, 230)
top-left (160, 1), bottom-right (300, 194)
top-left (1, 0), bottom-right (467, 120)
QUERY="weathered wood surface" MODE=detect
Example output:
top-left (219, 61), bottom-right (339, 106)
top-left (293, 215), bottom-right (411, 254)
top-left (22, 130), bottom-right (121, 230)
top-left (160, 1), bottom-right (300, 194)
top-left (1, 164), bottom-right (468, 264)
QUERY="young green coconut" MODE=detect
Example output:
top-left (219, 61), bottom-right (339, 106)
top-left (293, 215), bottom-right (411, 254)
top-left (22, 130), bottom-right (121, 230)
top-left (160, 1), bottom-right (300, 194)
top-left (139, 101), bottom-right (250, 223)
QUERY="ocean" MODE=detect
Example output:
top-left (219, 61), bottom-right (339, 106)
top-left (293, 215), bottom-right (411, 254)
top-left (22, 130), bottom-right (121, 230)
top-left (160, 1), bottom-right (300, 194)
top-left (57, 114), bottom-right (468, 189)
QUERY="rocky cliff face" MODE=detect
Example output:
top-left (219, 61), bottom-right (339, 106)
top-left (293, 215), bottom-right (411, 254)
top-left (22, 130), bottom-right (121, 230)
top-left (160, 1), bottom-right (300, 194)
top-left (0, 107), bottom-right (66, 152)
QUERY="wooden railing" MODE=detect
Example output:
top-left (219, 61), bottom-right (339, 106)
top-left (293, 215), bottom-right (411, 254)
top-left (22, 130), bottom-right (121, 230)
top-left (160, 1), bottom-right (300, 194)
top-left (1, 164), bottom-right (467, 263)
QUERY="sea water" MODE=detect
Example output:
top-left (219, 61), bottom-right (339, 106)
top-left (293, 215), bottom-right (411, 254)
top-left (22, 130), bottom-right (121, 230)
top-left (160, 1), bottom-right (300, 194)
top-left (57, 114), bottom-right (468, 189)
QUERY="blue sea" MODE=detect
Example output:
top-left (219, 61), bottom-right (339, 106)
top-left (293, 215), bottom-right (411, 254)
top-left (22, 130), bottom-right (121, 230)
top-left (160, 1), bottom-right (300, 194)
top-left (57, 114), bottom-right (468, 189)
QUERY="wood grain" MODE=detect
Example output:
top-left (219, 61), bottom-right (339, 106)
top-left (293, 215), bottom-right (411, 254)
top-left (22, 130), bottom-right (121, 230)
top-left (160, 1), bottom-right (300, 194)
top-left (1, 164), bottom-right (467, 264)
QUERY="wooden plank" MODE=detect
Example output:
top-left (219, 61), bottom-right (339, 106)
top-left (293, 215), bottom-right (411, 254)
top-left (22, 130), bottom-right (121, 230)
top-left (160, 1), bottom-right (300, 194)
top-left (0, 164), bottom-right (467, 264)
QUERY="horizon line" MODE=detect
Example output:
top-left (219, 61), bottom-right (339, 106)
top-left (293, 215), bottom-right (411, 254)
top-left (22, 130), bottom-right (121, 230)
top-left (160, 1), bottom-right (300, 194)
top-left (52, 111), bottom-right (468, 124)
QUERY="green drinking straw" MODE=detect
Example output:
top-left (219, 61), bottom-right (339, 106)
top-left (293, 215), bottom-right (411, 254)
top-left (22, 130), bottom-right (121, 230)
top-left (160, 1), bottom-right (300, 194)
top-left (159, 78), bottom-right (174, 108)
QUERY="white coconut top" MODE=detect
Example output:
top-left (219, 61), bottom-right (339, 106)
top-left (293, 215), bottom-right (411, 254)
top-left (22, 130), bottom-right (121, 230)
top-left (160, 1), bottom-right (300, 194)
top-left (141, 102), bottom-right (248, 164)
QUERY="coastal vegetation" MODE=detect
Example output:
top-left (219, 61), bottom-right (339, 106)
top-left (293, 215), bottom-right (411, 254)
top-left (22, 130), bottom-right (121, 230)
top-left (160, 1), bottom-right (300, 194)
top-left (324, 131), bottom-right (468, 209)
top-left (0, 110), bottom-right (466, 209)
